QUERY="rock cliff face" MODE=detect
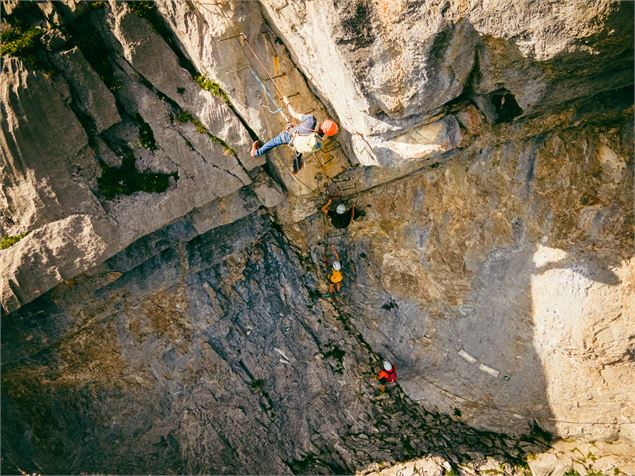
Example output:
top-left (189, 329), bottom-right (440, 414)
top-left (1, 0), bottom-right (633, 474)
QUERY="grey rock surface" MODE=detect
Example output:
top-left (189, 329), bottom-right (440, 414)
top-left (2, 213), bottom-right (533, 474)
top-left (0, 2), bottom-right (264, 313)
top-left (1, 0), bottom-right (633, 474)
top-left (261, 0), bottom-right (633, 165)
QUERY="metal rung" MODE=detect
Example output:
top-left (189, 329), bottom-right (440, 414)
top-left (263, 73), bottom-right (286, 81)
top-left (224, 65), bottom-right (250, 74)
top-left (321, 155), bottom-right (337, 167)
top-left (218, 33), bottom-right (242, 42)
top-left (322, 144), bottom-right (342, 154)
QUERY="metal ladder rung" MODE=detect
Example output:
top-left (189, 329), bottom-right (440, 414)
top-left (263, 73), bottom-right (286, 81)
top-left (218, 33), bottom-right (242, 42)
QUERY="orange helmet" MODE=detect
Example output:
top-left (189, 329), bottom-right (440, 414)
top-left (321, 119), bottom-right (338, 137)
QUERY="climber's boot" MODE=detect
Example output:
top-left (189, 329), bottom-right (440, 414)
top-left (250, 141), bottom-right (261, 159)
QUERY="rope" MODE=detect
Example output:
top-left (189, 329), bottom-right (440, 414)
top-left (250, 69), bottom-right (284, 115)
top-left (239, 32), bottom-right (285, 98)
top-left (194, 0), bottom-right (335, 188)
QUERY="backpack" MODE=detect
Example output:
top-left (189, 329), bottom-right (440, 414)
top-left (290, 132), bottom-right (323, 155)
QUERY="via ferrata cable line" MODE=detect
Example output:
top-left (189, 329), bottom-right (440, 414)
top-left (250, 69), bottom-right (285, 116)
top-left (194, 0), bottom-right (339, 187)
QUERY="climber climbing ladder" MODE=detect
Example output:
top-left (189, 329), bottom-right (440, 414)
top-left (195, 0), bottom-right (349, 192)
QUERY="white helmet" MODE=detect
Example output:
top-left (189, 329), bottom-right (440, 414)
top-left (332, 261), bottom-right (342, 271)
top-left (336, 204), bottom-right (346, 214)
top-left (383, 360), bottom-right (393, 371)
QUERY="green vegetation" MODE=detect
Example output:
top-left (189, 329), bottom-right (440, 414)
top-left (191, 117), bottom-right (208, 135)
top-left (174, 111), bottom-right (193, 123)
top-left (453, 408), bottom-right (462, 417)
top-left (88, 1), bottom-right (107, 9)
top-left (97, 150), bottom-right (177, 200)
top-left (176, 87), bottom-right (185, 94)
top-left (195, 74), bottom-right (231, 105)
top-left (0, 24), bottom-right (43, 63)
top-left (173, 110), bottom-right (236, 156)
top-left (586, 470), bottom-right (607, 476)
top-left (564, 469), bottom-right (581, 476)
top-left (0, 232), bottom-right (29, 250)
top-left (136, 114), bottom-right (157, 150)
top-left (127, 0), bottom-right (156, 18)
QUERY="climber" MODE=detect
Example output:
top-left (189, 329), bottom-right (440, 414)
top-left (377, 360), bottom-right (397, 393)
top-left (321, 198), bottom-right (363, 229)
top-left (250, 96), bottom-right (338, 174)
top-left (327, 245), bottom-right (343, 295)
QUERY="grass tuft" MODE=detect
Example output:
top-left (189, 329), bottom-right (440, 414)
top-left (195, 74), bottom-right (231, 105)
top-left (0, 232), bottom-right (29, 250)
top-left (174, 110), bottom-right (236, 157)
top-left (0, 24), bottom-right (44, 65)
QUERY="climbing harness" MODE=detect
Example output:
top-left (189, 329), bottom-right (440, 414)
top-left (195, 0), bottom-right (351, 189)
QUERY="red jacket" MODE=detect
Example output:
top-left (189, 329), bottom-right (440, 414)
top-left (377, 364), bottom-right (397, 383)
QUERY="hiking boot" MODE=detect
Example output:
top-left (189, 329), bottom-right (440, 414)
top-left (250, 141), bottom-right (261, 159)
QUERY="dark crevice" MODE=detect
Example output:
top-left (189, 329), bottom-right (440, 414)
top-left (96, 145), bottom-right (177, 200)
top-left (490, 89), bottom-right (523, 123)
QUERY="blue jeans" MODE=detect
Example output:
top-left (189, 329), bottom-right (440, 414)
top-left (256, 130), bottom-right (303, 172)
top-left (255, 131), bottom-right (291, 156)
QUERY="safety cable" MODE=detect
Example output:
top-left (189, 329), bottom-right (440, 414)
top-left (250, 69), bottom-right (284, 115)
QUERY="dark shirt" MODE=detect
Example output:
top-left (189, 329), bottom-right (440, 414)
top-left (328, 207), bottom-right (353, 229)
top-left (290, 114), bottom-right (318, 136)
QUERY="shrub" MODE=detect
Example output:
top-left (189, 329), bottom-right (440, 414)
top-left (0, 25), bottom-right (43, 61)
top-left (195, 74), bottom-right (231, 105)
top-left (0, 232), bottom-right (29, 250)
top-left (128, 0), bottom-right (155, 18)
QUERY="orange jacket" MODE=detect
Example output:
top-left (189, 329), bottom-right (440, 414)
top-left (377, 364), bottom-right (397, 383)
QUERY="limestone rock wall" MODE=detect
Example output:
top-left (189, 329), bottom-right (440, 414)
top-left (261, 0), bottom-right (633, 166)
top-left (291, 109), bottom-right (634, 442)
top-left (1, 212), bottom-right (537, 474)
top-left (0, 0), bottom-right (283, 313)
top-left (1, 0), bottom-right (633, 474)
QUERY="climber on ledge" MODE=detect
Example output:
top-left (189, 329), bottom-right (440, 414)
top-left (327, 245), bottom-right (343, 295)
top-left (377, 360), bottom-right (397, 394)
top-left (321, 198), bottom-right (363, 229)
top-left (250, 96), bottom-right (338, 174)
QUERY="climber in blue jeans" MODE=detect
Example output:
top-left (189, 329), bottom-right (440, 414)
top-left (251, 96), bottom-right (338, 174)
